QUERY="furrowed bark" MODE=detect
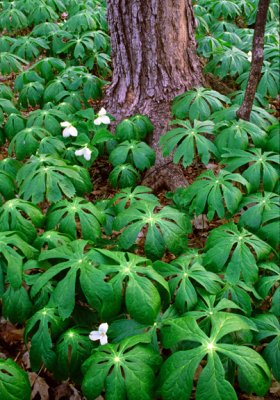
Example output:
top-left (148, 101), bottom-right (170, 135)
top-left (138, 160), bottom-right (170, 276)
top-left (236, 0), bottom-right (270, 121)
top-left (105, 0), bottom-right (202, 189)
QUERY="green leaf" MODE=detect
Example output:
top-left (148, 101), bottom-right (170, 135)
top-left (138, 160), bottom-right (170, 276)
top-left (160, 119), bottom-right (218, 168)
top-left (205, 223), bottom-right (272, 284)
top-left (2, 285), bottom-right (32, 324)
top-left (82, 334), bottom-right (161, 400)
top-left (196, 352), bottom-right (237, 400)
top-left (0, 358), bottom-right (31, 400)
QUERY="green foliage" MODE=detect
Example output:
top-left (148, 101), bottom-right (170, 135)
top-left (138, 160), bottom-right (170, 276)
top-left (9, 127), bottom-right (50, 160)
top-left (160, 120), bottom-right (218, 167)
top-left (154, 252), bottom-right (222, 313)
top-left (82, 334), bottom-right (162, 400)
top-left (205, 46), bottom-right (250, 79)
top-left (222, 148), bottom-right (280, 193)
top-left (109, 140), bottom-right (156, 171)
top-left (109, 164), bottom-right (140, 189)
top-left (0, 198), bottom-right (45, 242)
top-left (238, 192), bottom-right (280, 246)
top-left (254, 314), bottom-right (280, 380)
top-left (159, 314), bottom-right (270, 400)
top-left (46, 197), bottom-right (104, 242)
top-left (0, 52), bottom-right (27, 75)
top-left (114, 201), bottom-right (191, 259)
top-left (214, 119), bottom-right (267, 152)
top-left (0, 358), bottom-right (31, 400)
top-left (172, 87), bottom-right (230, 121)
top-left (205, 222), bottom-right (272, 284)
top-left (16, 155), bottom-right (92, 204)
top-left (31, 240), bottom-right (116, 319)
top-left (93, 249), bottom-right (169, 323)
top-left (176, 169), bottom-right (248, 220)
top-left (0, 0), bottom-right (278, 396)
top-left (112, 186), bottom-right (159, 213)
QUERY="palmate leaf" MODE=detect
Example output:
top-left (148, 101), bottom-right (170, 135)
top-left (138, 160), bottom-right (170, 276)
top-left (114, 201), bottom-right (191, 260)
top-left (18, 81), bottom-right (45, 108)
top-left (237, 62), bottom-right (280, 99)
top-left (0, 52), bottom-right (28, 75)
top-left (0, 158), bottom-right (22, 179)
top-left (211, 104), bottom-right (277, 130)
top-left (0, 358), bottom-right (31, 400)
top-left (27, 108), bottom-right (66, 136)
top-left (256, 262), bottom-right (280, 316)
top-left (238, 192), bottom-right (280, 246)
top-left (31, 21), bottom-right (61, 37)
top-left (265, 122), bottom-right (280, 153)
top-left (38, 136), bottom-right (66, 156)
top-left (109, 164), bottom-right (140, 189)
top-left (11, 36), bottom-right (49, 61)
top-left (222, 148), bottom-right (280, 193)
top-left (253, 314), bottom-right (280, 381)
top-left (0, 7), bottom-right (28, 32)
top-left (179, 170), bottom-right (248, 220)
top-left (55, 328), bottom-right (94, 382)
top-left (0, 231), bottom-right (38, 292)
top-left (31, 240), bottom-right (117, 320)
top-left (2, 285), bottom-right (33, 324)
top-left (0, 84), bottom-right (13, 100)
top-left (205, 47), bottom-right (250, 79)
top-left (0, 198), bottom-right (45, 243)
top-left (46, 197), bottom-right (105, 242)
top-left (8, 127), bottom-right (50, 160)
top-left (154, 253), bottom-right (222, 313)
top-left (29, 3), bottom-right (59, 24)
top-left (112, 186), bottom-right (159, 213)
top-left (24, 307), bottom-right (66, 371)
top-left (214, 119), bottom-right (267, 152)
top-left (82, 334), bottom-right (162, 400)
top-left (64, 11), bottom-right (97, 33)
top-left (159, 314), bottom-right (270, 400)
top-left (16, 154), bottom-right (92, 204)
top-left (31, 57), bottom-right (66, 81)
top-left (172, 87), bottom-right (230, 121)
top-left (0, 170), bottom-right (17, 206)
top-left (219, 279), bottom-right (261, 316)
top-left (4, 113), bottom-right (26, 141)
top-left (206, 0), bottom-right (242, 19)
top-left (92, 249), bottom-right (170, 324)
top-left (160, 119), bottom-right (218, 168)
top-left (204, 222), bottom-right (272, 284)
top-left (33, 230), bottom-right (72, 251)
top-left (109, 140), bottom-right (155, 171)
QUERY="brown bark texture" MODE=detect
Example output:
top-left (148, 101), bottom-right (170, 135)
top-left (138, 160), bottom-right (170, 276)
top-left (237, 0), bottom-right (270, 121)
top-left (105, 0), bottom-right (202, 189)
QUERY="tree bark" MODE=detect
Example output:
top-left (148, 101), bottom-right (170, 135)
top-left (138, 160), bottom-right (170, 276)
top-left (236, 0), bottom-right (270, 121)
top-left (105, 0), bottom-right (202, 189)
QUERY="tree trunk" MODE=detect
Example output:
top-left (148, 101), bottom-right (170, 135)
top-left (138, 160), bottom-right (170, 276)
top-left (236, 0), bottom-right (270, 121)
top-left (105, 0), bottom-right (202, 190)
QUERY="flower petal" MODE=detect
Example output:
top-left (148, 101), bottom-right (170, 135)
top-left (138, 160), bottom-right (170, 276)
top-left (75, 149), bottom-right (84, 156)
top-left (83, 148), bottom-right (92, 161)
top-left (98, 107), bottom-right (107, 116)
top-left (100, 115), bottom-right (110, 125)
top-left (94, 117), bottom-right (102, 125)
top-left (62, 128), bottom-right (70, 138)
top-left (100, 335), bottom-right (108, 345)
top-left (61, 121), bottom-right (70, 127)
top-left (68, 126), bottom-right (78, 136)
top-left (89, 331), bottom-right (101, 341)
top-left (99, 323), bottom-right (109, 334)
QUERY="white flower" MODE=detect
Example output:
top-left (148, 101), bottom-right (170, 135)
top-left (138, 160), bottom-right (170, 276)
top-left (89, 323), bottom-right (108, 345)
top-left (247, 51), bottom-right (252, 62)
top-left (94, 107), bottom-right (110, 125)
top-left (75, 146), bottom-right (92, 161)
top-left (60, 121), bottom-right (78, 138)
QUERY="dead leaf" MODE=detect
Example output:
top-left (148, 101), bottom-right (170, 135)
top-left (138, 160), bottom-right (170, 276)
top-left (54, 381), bottom-right (82, 400)
top-left (29, 372), bottom-right (49, 400)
